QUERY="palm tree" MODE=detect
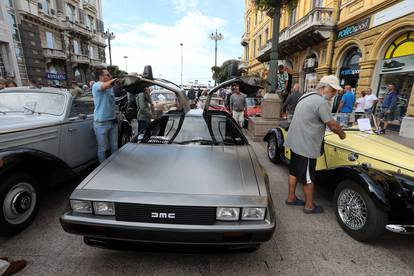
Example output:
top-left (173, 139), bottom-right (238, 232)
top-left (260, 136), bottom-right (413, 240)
top-left (254, 0), bottom-right (291, 93)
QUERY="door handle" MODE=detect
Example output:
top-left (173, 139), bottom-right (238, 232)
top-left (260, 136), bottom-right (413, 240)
top-left (68, 128), bottom-right (78, 132)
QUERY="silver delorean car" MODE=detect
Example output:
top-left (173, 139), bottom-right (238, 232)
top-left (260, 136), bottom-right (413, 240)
top-left (60, 67), bottom-right (275, 250)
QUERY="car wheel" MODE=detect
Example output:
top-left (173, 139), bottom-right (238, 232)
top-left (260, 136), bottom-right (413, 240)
top-left (0, 172), bottom-right (39, 236)
top-left (267, 135), bottom-right (281, 164)
top-left (334, 180), bottom-right (388, 242)
top-left (119, 129), bottom-right (131, 147)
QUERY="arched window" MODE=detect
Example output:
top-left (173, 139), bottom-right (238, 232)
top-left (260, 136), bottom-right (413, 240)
top-left (384, 32), bottom-right (414, 59)
top-left (339, 47), bottom-right (361, 88)
top-left (343, 47), bottom-right (361, 67)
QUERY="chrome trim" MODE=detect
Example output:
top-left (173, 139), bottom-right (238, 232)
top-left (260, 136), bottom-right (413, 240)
top-left (386, 224), bottom-right (414, 234)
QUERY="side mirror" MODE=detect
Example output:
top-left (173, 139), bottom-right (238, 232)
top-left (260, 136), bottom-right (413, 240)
top-left (142, 65), bottom-right (153, 80)
top-left (348, 152), bottom-right (359, 162)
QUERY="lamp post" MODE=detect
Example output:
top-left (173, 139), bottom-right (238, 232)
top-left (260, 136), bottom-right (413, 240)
top-left (123, 56), bottom-right (128, 73)
top-left (180, 43), bottom-right (183, 88)
top-left (209, 29), bottom-right (223, 86)
top-left (103, 29), bottom-right (115, 66)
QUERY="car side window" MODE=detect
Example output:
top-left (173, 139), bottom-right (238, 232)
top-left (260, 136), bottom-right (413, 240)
top-left (211, 116), bottom-right (244, 145)
top-left (69, 95), bottom-right (94, 118)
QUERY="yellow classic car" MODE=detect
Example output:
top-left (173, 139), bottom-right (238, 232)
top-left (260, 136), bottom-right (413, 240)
top-left (264, 114), bottom-right (414, 241)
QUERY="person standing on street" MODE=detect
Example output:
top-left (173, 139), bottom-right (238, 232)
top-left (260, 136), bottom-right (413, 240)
top-left (331, 89), bottom-right (344, 113)
top-left (354, 91), bottom-right (366, 113)
top-left (136, 87), bottom-right (153, 132)
top-left (364, 88), bottom-right (378, 114)
top-left (229, 83), bottom-right (246, 128)
top-left (92, 68), bottom-right (118, 163)
top-left (187, 87), bottom-right (196, 108)
top-left (276, 65), bottom-right (289, 102)
top-left (377, 84), bottom-right (398, 133)
top-left (284, 75), bottom-right (346, 214)
top-left (337, 85), bottom-right (355, 113)
top-left (282, 83), bottom-right (301, 120)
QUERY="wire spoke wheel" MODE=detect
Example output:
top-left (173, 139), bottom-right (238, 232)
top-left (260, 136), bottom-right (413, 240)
top-left (337, 188), bottom-right (368, 230)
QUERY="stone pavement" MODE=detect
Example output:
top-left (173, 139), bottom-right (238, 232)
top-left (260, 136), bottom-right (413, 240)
top-left (384, 131), bottom-right (414, 149)
top-left (0, 142), bottom-right (413, 275)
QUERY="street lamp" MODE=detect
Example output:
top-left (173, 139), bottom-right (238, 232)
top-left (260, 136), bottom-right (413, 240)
top-left (123, 56), bottom-right (128, 73)
top-left (209, 30), bottom-right (223, 86)
top-left (103, 29), bottom-right (115, 66)
top-left (180, 43), bottom-right (183, 88)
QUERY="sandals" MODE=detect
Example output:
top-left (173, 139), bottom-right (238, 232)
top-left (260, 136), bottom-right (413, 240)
top-left (303, 205), bottom-right (324, 214)
top-left (285, 198), bottom-right (305, 206)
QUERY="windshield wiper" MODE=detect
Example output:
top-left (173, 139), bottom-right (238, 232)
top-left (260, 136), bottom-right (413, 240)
top-left (177, 139), bottom-right (215, 145)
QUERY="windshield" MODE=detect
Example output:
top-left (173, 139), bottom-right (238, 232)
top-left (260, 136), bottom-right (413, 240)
top-left (140, 113), bottom-right (245, 145)
top-left (0, 92), bottom-right (66, 116)
top-left (331, 113), bottom-right (378, 131)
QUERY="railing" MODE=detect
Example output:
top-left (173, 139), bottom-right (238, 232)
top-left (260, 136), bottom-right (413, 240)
top-left (43, 48), bottom-right (66, 59)
top-left (71, 54), bottom-right (90, 64)
top-left (241, 32), bottom-right (250, 45)
top-left (279, 7), bottom-right (334, 43)
top-left (83, 0), bottom-right (96, 12)
top-left (90, 59), bottom-right (103, 66)
top-left (257, 39), bottom-right (272, 58)
top-left (63, 20), bottom-right (92, 37)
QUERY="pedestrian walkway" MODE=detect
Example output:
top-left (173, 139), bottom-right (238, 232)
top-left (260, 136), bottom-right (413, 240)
top-left (384, 131), bottom-right (414, 149)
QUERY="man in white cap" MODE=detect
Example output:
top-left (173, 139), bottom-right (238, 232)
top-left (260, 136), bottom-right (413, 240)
top-left (284, 75), bottom-right (346, 214)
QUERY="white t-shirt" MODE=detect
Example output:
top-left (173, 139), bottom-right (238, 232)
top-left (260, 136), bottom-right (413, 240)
top-left (364, 94), bottom-right (378, 109)
top-left (355, 97), bottom-right (365, 112)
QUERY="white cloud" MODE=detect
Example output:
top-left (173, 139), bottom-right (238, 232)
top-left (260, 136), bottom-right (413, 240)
top-left (171, 0), bottom-right (199, 13)
top-left (107, 11), bottom-right (234, 85)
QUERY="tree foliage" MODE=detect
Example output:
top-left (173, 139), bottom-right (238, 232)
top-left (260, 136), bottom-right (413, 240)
top-left (211, 59), bottom-right (240, 84)
top-left (107, 65), bottom-right (127, 78)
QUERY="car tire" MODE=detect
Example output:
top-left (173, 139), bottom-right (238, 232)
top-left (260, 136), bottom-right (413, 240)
top-left (119, 128), bottom-right (131, 147)
top-left (267, 135), bottom-right (282, 164)
top-left (334, 179), bottom-right (388, 242)
top-left (0, 172), bottom-right (39, 236)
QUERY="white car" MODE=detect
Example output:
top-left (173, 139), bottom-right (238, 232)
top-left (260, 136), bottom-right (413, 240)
top-left (0, 87), bottom-right (97, 235)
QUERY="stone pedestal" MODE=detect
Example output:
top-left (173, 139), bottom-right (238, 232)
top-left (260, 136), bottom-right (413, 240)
top-left (247, 93), bottom-right (284, 142)
top-left (399, 116), bottom-right (414, 139)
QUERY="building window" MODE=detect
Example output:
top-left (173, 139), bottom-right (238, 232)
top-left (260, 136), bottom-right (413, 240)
top-left (313, 0), bottom-right (323, 8)
top-left (253, 39), bottom-right (256, 58)
top-left (6, 0), bottom-right (14, 8)
top-left (45, 32), bottom-right (54, 48)
top-left (66, 4), bottom-right (76, 22)
top-left (246, 18), bottom-right (250, 33)
top-left (86, 15), bottom-right (94, 30)
top-left (6, 13), bottom-right (20, 42)
top-left (384, 32), bottom-right (414, 59)
top-left (73, 40), bottom-right (80, 55)
top-left (40, 0), bottom-right (50, 14)
top-left (88, 45), bottom-right (95, 59)
top-left (258, 34), bottom-right (262, 49)
top-left (339, 47), bottom-right (361, 88)
top-left (245, 44), bottom-right (250, 61)
top-left (265, 28), bottom-right (269, 43)
top-left (289, 6), bottom-right (297, 26)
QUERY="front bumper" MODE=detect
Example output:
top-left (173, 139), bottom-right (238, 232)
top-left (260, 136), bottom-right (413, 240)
top-left (60, 212), bottom-right (276, 245)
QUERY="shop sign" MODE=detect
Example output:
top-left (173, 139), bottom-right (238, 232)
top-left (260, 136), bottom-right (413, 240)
top-left (381, 55), bottom-right (414, 75)
top-left (46, 72), bottom-right (66, 80)
top-left (373, 0), bottom-right (414, 28)
top-left (337, 18), bottom-right (370, 40)
top-left (340, 68), bottom-right (360, 76)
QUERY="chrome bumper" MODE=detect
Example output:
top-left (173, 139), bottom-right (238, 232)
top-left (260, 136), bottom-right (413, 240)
top-left (386, 224), bottom-right (414, 234)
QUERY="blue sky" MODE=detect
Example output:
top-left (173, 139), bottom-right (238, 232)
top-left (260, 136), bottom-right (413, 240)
top-left (102, 0), bottom-right (245, 85)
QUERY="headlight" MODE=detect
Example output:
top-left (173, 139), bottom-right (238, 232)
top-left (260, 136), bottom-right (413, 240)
top-left (216, 207), bottom-right (240, 221)
top-left (242, 208), bottom-right (266, 220)
top-left (93, 202), bottom-right (115, 216)
top-left (70, 200), bottom-right (92, 214)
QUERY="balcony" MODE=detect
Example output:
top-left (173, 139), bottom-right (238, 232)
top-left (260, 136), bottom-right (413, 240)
top-left (257, 40), bottom-right (272, 61)
top-left (63, 20), bottom-right (93, 39)
top-left (279, 7), bottom-right (334, 56)
top-left (241, 32), bottom-right (250, 46)
top-left (256, 8), bottom-right (334, 61)
top-left (90, 59), bottom-right (104, 66)
top-left (71, 54), bottom-right (90, 64)
top-left (83, 0), bottom-right (96, 12)
top-left (43, 48), bottom-right (66, 60)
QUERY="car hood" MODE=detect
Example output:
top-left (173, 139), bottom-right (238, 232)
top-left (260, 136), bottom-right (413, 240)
top-left (325, 131), bottom-right (414, 173)
top-left (0, 114), bottom-right (61, 134)
top-left (81, 143), bottom-right (260, 196)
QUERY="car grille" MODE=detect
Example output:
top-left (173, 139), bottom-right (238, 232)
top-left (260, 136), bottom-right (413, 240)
top-left (115, 203), bottom-right (216, 225)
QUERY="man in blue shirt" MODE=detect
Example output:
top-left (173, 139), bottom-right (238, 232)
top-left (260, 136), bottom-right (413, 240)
top-left (378, 84), bottom-right (398, 133)
top-left (337, 85), bottom-right (355, 113)
top-left (92, 68), bottom-right (117, 163)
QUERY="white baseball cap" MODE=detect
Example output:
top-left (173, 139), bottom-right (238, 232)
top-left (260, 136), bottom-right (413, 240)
top-left (319, 75), bottom-right (342, 91)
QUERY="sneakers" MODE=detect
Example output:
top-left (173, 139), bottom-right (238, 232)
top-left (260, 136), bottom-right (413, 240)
top-left (383, 60), bottom-right (405, 72)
